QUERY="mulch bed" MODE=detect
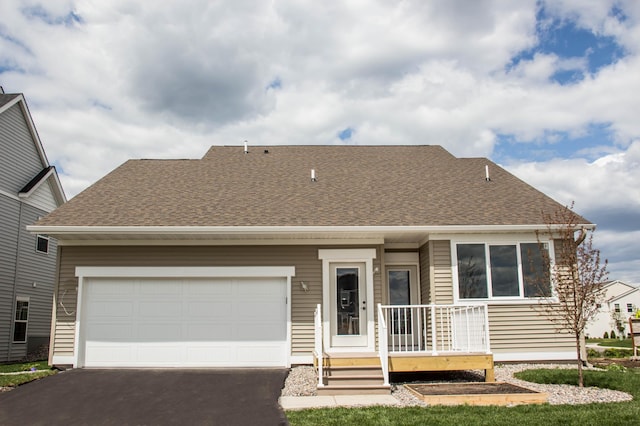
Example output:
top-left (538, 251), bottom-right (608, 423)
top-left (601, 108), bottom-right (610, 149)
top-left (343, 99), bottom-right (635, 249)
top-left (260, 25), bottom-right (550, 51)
top-left (407, 382), bottom-right (537, 396)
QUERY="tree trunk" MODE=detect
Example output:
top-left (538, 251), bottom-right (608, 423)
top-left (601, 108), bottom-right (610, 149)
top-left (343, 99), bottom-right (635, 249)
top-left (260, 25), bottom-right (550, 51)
top-left (576, 331), bottom-right (584, 387)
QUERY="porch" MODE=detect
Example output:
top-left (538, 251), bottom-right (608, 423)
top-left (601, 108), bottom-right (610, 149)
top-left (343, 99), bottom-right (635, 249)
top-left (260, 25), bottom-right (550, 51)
top-left (313, 304), bottom-right (494, 394)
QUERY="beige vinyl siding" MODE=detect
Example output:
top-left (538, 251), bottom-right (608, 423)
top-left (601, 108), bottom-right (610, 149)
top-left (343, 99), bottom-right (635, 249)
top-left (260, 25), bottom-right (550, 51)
top-left (488, 305), bottom-right (574, 353)
top-left (52, 244), bottom-right (381, 361)
top-left (418, 243), bottom-right (430, 304)
top-left (431, 240), bottom-right (453, 304)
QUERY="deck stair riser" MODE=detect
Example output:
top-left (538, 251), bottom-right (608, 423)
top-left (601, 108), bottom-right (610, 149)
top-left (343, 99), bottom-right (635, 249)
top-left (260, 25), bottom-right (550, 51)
top-left (317, 354), bottom-right (390, 395)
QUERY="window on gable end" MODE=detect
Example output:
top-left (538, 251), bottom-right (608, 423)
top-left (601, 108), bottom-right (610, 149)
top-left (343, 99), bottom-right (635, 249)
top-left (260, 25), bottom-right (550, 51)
top-left (36, 235), bottom-right (49, 254)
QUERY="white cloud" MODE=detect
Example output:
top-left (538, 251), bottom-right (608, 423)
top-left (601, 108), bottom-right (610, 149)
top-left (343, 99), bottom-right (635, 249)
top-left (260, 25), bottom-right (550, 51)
top-left (1, 0), bottom-right (639, 281)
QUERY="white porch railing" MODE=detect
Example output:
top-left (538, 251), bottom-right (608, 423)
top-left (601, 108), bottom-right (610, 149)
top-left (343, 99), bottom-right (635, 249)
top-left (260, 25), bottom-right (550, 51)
top-left (313, 304), bottom-right (323, 388)
top-left (378, 304), bottom-right (491, 355)
top-left (377, 304), bottom-right (390, 386)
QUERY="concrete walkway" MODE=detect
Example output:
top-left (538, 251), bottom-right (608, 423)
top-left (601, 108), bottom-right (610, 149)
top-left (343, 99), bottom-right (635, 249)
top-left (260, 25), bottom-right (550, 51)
top-left (280, 394), bottom-right (399, 410)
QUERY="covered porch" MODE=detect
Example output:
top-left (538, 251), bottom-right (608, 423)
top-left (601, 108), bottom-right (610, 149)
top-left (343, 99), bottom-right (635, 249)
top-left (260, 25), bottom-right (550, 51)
top-left (313, 303), bottom-right (494, 394)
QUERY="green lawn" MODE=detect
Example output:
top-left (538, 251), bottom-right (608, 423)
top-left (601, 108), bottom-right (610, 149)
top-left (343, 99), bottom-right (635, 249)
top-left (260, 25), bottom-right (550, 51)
top-left (286, 368), bottom-right (640, 426)
top-left (0, 360), bottom-right (50, 373)
top-left (0, 360), bottom-right (56, 388)
top-left (587, 338), bottom-right (633, 348)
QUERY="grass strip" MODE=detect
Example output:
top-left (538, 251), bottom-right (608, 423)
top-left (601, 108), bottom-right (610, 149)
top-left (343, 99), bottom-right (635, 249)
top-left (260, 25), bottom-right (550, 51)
top-left (287, 368), bottom-right (640, 426)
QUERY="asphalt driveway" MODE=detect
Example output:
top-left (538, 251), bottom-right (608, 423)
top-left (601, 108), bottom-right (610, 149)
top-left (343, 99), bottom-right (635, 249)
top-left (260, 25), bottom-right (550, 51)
top-left (0, 368), bottom-right (289, 426)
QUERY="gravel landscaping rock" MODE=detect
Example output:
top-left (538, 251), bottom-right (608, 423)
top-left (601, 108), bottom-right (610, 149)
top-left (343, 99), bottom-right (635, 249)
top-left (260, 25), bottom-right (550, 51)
top-left (280, 363), bottom-right (633, 406)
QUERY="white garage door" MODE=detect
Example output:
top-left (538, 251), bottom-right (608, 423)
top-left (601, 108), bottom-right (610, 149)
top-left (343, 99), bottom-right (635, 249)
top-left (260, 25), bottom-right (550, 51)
top-left (81, 277), bottom-right (287, 367)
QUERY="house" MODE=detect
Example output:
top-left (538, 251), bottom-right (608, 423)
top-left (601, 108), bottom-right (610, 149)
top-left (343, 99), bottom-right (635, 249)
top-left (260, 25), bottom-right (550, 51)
top-left (585, 280), bottom-right (640, 339)
top-left (29, 145), bottom-right (587, 392)
top-left (0, 88), bottom-right (66, 362)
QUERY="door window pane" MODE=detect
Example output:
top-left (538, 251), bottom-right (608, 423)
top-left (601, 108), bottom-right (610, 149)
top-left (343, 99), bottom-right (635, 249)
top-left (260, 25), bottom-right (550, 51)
top-left (521, 243), bottom-right (551, 297)
top-left (389, 270), bottom-right (411, 334)
top-left (489, 245), bottom-right (519, 297)
top-left (389, 270), bottom-right (410, 305)
top-left (457, 244), bottom-right (487, 298)
top-left (336, 268), bottom-right (359, 335)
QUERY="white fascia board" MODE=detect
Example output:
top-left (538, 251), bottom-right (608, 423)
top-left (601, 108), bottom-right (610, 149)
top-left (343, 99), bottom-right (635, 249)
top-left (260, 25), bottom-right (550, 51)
top-left (76, 266), bottom-right (296, 279)
top-left (27, 223), bottom-right (596, 237)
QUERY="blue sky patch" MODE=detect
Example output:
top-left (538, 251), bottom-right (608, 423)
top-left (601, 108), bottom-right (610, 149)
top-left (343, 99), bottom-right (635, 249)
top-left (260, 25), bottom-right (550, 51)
top-left (507, 5), bottom-right (625, 84)
top-left (494, 123), bottom-right (616, 163)
top-left (267, 77), bottom-right (282, 90)
top-left (338, 127), bottom-right (354, 140)
top-left (21, 6), bottom-right (83, 27)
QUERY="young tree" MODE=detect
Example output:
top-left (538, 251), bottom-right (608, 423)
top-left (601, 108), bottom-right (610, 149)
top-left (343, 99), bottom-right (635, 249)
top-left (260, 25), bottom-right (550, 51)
top-left (534, 203), bottom-right (608, 387)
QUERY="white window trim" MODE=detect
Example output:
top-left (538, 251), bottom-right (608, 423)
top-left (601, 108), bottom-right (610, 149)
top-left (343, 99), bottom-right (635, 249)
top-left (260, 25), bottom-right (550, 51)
top-left (451, 237), bottom-right (556, 304)
top-left (36, 234), bottom-right (49, 254)
top-left (72, 266), bottom-right (295, 368)
top-left (13, 296), bottom-right (30, 343)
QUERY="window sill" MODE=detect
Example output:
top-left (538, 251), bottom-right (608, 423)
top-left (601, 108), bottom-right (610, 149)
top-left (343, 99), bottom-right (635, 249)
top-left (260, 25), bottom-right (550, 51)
top-left (456, 297), bottom-right (558, 305)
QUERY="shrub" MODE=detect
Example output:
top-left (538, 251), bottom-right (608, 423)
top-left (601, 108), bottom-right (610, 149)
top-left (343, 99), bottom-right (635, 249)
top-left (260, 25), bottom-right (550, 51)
top-left (603, 347), bottom-right (632, 358)
top-left (587, 348), bottom-right (600, 358)
top-left (606, 363), bottom-right (627, 372)
top-left (611, 330), bottom-right (617, 339)
top-left (603, 331), bottom-right (609, 339)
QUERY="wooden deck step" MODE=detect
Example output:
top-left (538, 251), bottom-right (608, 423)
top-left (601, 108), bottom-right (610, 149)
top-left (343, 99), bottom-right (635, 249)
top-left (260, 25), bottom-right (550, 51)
top-left (319, 355), bottom-right (388, 394)
top-left (324, 365), bottom-right (383, 377)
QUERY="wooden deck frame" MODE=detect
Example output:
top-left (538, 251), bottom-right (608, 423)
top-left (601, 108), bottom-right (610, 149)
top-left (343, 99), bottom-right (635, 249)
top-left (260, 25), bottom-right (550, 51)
top-left (389, 353), bottom-right (495, 382)
top-left (318, 352), bottom-right (495, 382)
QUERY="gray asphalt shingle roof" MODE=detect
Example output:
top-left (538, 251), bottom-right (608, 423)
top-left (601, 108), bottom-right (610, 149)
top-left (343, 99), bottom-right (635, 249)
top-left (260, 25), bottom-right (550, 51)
top-left (37, 145), bottom-right (581, 227)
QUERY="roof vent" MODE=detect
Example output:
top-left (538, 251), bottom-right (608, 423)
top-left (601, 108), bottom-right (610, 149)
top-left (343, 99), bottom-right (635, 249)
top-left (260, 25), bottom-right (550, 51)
top-left (264, 149), bottom-right (269, 154)
top-left (244, 140), bottom-right (248, 154)
top-left (311, 169), bottom-right (318, 182)
top-left (485, 165), bottom-right (491, 182)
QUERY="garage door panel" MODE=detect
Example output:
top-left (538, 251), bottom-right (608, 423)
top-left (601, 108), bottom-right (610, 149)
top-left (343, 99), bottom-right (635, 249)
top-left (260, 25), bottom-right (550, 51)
top-left (186, 280), bottom-right (233, 295)
top-left (138, 280), bottom-right (183, 295)
top-left (86, 323), bottom-right (134, 340)
top-left (138, 301), bottom-right (179, 318)
top-left (86, 300), bottom-right (134, 318)
top-left (186, 323), bottom-right (233, 340)
top-left (236, 324), bottom-right (285, 340)
top-left (82, 276), bottom-right (287, 367)
top-left (137, 323), bottom-right (182, 340)
top-left (187, 301), bottom-right (232, 317)
top-left (89, 279), bottom-right (135, 295)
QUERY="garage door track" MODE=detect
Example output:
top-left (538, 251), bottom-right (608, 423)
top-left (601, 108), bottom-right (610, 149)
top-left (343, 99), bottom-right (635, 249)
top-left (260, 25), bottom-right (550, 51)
top-left (0, 368), bottom-right (289, 426)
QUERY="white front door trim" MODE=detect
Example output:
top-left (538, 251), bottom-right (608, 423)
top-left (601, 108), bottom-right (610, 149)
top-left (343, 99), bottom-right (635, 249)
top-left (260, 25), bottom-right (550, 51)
top-left (74, 266), bottom-right (295, 368)
top-left (318, 249), bottom-right (376, 352)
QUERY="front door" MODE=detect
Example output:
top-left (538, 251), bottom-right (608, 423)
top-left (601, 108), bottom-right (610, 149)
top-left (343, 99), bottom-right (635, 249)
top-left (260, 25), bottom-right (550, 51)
top-left (330, 263), bottom-right (367, 347)
top-left (387, 266), bottom-right (419, 348)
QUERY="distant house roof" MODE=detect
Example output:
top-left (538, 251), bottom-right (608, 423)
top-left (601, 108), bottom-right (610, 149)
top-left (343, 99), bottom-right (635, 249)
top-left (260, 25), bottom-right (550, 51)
top-left (35, 145), bottom-right (587, 229)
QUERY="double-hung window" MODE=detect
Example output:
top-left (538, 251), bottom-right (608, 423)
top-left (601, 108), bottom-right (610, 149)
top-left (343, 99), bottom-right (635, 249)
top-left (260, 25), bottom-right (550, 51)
top-left (13, 298), bottom-right (29, 343)
top-left (456, 242), bottom-right (551, 301)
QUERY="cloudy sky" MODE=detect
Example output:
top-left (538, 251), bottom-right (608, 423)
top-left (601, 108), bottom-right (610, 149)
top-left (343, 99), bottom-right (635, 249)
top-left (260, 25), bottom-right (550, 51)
top-left (1, 1), bottom-right (638, 283)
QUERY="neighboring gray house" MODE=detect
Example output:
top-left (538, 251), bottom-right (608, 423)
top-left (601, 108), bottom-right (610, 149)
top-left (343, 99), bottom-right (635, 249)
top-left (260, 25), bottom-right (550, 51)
top-left (0, 88), bottom-right (66, 362)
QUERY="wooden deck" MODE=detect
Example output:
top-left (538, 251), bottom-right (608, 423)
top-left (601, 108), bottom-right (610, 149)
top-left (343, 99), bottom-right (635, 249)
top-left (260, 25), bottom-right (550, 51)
top-left (388, 352), bottom-right (494, 382)
top-left (318, 352), bottom-right (495, 384)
